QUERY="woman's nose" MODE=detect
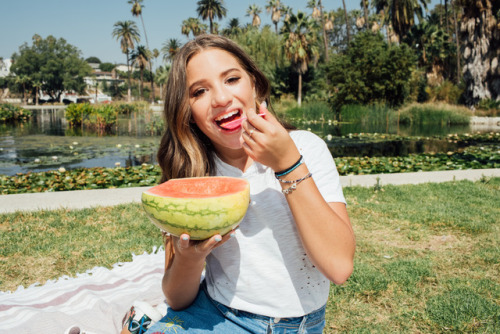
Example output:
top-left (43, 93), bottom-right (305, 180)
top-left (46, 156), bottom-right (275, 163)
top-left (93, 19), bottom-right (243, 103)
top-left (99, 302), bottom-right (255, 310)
top-left (211, 85), bottom-right (231, 107)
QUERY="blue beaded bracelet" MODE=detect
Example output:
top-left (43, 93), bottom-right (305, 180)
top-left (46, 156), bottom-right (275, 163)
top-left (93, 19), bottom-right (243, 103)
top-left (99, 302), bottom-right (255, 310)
top-left (275, 155), bottom-right (303, 178)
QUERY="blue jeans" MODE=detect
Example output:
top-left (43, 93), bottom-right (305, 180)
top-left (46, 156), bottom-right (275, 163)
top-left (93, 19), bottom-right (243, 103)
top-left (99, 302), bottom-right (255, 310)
top-left (145, 282), bottom-right (326, 333)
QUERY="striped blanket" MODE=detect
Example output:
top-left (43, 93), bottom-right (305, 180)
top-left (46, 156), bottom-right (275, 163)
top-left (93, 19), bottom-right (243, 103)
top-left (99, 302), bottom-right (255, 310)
top-left (0, 248), bottom-right (166, 333)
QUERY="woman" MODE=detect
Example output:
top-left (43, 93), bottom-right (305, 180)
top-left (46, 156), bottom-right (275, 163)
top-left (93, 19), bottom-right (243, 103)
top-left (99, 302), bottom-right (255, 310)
top-left (146, 34), bottom-right (355, 334)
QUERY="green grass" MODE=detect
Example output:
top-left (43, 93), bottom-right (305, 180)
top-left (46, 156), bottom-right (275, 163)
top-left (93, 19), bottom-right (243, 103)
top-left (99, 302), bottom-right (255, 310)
top-left (1, 178), bottom-right (499, 333)
top-left (398, 102), bottom-right (472, 125)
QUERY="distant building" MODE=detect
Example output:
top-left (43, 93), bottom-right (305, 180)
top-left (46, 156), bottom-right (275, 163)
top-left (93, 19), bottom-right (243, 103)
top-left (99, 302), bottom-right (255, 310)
top-left (0, 59), bottom-right (12, 78)
top-left (115, 64), bottom-right (138, 73)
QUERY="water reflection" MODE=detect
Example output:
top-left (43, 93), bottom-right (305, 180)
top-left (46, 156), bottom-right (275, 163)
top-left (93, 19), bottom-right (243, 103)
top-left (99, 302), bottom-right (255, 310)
top-left (0, 107), bottom-right (490, 176)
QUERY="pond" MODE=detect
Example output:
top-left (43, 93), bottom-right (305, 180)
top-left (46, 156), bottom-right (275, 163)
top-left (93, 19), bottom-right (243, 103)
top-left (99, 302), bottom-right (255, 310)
top-left (0, 107), bottom-right (484, 176)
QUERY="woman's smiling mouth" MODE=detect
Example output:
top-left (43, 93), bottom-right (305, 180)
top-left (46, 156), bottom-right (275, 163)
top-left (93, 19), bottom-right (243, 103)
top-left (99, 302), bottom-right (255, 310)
top-left (214, 109), bottom-right (244, 130)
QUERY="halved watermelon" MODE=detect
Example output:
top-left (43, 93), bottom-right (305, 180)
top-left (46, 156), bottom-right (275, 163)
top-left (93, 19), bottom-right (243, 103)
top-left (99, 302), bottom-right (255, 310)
top-left (141, 177), bottom-right (250, 240)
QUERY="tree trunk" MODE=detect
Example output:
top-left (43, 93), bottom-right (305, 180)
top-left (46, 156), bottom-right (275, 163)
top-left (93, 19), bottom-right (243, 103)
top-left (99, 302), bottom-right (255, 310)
top-left (126, 51), bottom-right (132, 102)
top-left (453, 0), bottom-right (461, 84)
top-left (319, 0), bottom-right (329, 62)
top-left (460, 0), bottom-right (499, 106)
top-left (140, 70), bottom-right (144, 101)
top-left (363, 0), bottom-right (369, 30)
top-left (342, 0), bottom-right (351, 46)
top-left (297, 72), bottom-right (302, 107)
top-left (140, 13), bottom-right (155, 103)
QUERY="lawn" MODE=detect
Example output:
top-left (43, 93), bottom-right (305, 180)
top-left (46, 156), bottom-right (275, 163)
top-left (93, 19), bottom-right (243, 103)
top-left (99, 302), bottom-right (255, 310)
top-left (1, 178), bottom-right (499, 333)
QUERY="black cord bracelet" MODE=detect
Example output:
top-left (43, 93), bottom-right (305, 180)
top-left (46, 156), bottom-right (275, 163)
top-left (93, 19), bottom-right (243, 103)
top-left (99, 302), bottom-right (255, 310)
top-left (275, 155), bottom-right (303, 178)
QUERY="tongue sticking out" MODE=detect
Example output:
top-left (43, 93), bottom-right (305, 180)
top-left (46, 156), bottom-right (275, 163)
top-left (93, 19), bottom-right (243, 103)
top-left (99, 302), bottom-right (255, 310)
top-left (217, 113), bottom-right (244, 130)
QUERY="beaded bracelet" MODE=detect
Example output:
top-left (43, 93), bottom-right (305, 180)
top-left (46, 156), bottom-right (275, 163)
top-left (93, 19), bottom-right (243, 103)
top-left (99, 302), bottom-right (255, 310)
top-left (278, 172), bottom-right (312, 195)
top-left (274, 155), bottom-right (303, 178)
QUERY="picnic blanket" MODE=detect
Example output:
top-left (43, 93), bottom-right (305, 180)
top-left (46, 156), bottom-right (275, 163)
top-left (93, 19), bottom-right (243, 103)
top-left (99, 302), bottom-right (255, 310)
top-left (0, 247), bottom-right (166, 333)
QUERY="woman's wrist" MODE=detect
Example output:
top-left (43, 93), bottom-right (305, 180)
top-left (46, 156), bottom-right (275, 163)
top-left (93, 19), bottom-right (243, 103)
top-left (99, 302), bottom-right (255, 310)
top-left (275, 155), bottom-right (303, 177)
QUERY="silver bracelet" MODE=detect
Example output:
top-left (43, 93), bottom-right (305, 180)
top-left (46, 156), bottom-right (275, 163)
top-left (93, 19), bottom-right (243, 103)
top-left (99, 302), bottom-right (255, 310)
top-left (278, 173), bottom-right (312, 195)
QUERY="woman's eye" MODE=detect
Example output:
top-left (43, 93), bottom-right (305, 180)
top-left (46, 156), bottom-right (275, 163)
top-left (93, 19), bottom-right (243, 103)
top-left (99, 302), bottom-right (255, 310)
top-left (226, 77), bottom-right (240, 84)
top-left (192, 88), bottom-right (206, 98)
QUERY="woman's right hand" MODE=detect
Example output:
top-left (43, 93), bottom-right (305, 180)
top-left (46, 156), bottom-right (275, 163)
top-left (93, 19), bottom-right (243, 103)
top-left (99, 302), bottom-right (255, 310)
top-left (172, 230), bottom-right (236, 263)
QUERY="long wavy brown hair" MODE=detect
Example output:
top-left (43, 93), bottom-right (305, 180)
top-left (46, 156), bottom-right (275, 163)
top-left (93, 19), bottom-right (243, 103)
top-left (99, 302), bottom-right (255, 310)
top-left (157, 34), bottom-right (291, 182)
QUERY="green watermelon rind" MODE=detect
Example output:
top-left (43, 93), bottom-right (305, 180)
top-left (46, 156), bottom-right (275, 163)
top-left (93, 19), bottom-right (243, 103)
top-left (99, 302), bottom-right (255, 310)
top-left (141, 181), bottom-right (250, 240)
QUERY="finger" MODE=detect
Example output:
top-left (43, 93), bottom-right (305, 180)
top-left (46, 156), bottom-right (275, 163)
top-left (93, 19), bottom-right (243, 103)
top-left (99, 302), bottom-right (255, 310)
top-left (178, 233), bottom-right (190, 250)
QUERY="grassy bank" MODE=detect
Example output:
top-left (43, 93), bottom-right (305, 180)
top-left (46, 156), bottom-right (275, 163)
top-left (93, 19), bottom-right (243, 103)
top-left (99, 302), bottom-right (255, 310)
top-left (1, 178), bottom-right (499, 332)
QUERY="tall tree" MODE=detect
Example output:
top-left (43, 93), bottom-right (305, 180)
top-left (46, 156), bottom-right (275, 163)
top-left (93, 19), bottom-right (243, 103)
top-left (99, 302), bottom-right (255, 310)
top-left (342, 0), bottom-right (351, 45)
top-left (181, 18), bottom-right (207, 39)
top-left (362, 0), bottom-right (370, 29)
top-left (266, 0), bottom-right (282, 34)
top-left (10, 35), bottom-right (91, 102)
top-left (458, 0), bottom-right (499, 105)
top-left (308, 0), bottom-right (330, 62)
top-left (197, 0), bottom-right (227, 34)
top-left (373, 0), bottom-right (430, 41)
top-left (161, 38), bottom-right (181, 63)
top-left (282, 11), bottom-right (320, 106)
top-left (128, 0), bottom-right (155, 102)
top-left (222, 18), bottom-right (242, 37)
top-left (130, 45), bottom-right (151, 101)
top-left (112, 20), bottom-right (140, 102)
top-left (246, 4), bottom-right (262, 28)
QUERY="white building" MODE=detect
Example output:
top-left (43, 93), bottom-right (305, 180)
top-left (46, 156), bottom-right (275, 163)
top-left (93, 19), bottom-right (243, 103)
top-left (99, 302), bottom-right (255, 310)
top-left (0, 59), bottom-right (12, 78)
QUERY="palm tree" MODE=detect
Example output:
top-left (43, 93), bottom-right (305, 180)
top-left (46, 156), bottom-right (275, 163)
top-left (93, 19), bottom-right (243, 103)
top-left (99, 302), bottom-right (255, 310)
top-left (246, 4), bottom-right (262, 28)
top-left (342, 0), bottom-right (351, 45)
top-left (128, 0), bottom-right (156, 102)
top-left (457, 0), bottom-right (499, 105)
top-left (362, 0), bottom-right (370, 29)
top-left (222, 18), bottom-right (242, 37)
top-left (131, 45), bottom-right (151, 101)
top-left (155, 65), bottom-right (170, 99)
top-left (266, 0), bottom-right (282, 34)
top-left (373, 0), bottom-right (430, 41)
top-left (308, 1), bottom-right (329, 61)
top-left (282, 11), bottom-right (320, 106)
top-left (181, 17), bottom-right (207, 39)
top-left (196, 0), bottom-right (227, 34)
top-left (161, 38), bottom-right (181, 63)
top-left (112, 20), bottom-right (140, 102)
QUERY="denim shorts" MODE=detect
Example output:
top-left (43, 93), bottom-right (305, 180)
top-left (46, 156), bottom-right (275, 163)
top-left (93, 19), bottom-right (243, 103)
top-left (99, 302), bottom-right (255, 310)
top-left (145, 282), bottom-right (326, 334)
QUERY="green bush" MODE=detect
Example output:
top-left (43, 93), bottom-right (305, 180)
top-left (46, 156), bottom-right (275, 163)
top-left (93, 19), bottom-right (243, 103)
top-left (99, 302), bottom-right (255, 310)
top-left (65, 103), bottom-right (117, 130)
top-left (65, 103), bottom-right (93, 126)
top-left (89, 104), bottom-right (118, 131)
top-left (398, 103), bottom-right (472, 125)
top-left (427, 80), bottom-right (463, 104)
top-left (0, 103), bottom-right (32, 122)
top-left (284, 101), bottom-right (332, 121)
top-left (340, 104), bottom-right (393, 124)
top-left (327, 31), bottom-right (416, 110)
top-left (113, 102), bottom-right (139, 115)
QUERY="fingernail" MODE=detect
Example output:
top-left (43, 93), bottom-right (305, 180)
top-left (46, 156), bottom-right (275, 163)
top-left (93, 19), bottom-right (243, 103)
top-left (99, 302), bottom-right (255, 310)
top-left (230, 232), bottom-right (236, 238)
top-left (261, 101), bottom-right (267, 109)
top-left (181, 235), bottom-right (189, 241)
top-left (215, 236), bottom-right (222, 242)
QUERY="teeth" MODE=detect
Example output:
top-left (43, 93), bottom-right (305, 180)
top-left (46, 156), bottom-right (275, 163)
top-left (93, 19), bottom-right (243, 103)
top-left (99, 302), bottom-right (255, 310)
top-left (215, 110), bottom-right (239, 121)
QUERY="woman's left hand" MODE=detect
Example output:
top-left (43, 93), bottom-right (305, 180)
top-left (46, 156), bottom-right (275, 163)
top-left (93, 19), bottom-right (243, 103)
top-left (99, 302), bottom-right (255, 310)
top-left (241, 102), bottom-right (301, 172)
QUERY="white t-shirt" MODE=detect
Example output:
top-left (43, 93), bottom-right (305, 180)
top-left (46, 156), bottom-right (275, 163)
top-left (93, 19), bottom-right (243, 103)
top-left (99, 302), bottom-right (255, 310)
top-left (205, 130), bottom-right (346, 318)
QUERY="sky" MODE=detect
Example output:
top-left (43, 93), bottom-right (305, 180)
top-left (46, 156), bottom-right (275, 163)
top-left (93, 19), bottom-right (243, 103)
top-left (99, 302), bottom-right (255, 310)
top-left (1, 0), bottom-right (441, 66)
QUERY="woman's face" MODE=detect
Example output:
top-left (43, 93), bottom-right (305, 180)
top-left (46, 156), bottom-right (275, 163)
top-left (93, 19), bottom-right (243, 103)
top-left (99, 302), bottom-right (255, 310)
top-left (186, 48), bottom-right (256, 155)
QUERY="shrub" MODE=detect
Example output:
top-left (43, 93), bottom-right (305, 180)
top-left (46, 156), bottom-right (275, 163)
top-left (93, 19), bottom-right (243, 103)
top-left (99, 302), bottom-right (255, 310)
top-left (340, 104), bottom-right (393, 124)
top-left (284, 101), bottom-right (332, 121)
top-left (327, 32), bottom-right (416, 110)
top-left (0, 103), bottom-right (32, 122)
top-left (397, 103), bottom-right (472, 125)
top-left (427, 80), bottom-right (463, 104)
top-left (65, 103), bottom-right (117, 131)
top-left (65, 103), bottom-right (93, 126)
